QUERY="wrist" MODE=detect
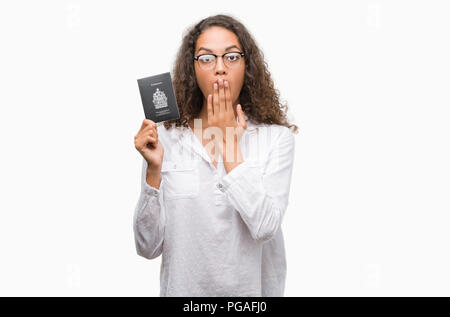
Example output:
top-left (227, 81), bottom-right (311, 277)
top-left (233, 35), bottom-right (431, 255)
top-left (146, 159), bottom-right (162, 171)
top-left (146, 166), bottom-right (162, 189)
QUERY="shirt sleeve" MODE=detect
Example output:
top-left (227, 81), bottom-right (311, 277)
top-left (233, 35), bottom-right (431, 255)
top-left (219, 127), bottom-right (295, 243)
top-left (133, 158), bottom-right (166, 259)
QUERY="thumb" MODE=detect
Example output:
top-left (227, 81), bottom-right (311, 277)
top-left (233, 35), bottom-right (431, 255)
top-left (236, 104), bottom-right (247, 129)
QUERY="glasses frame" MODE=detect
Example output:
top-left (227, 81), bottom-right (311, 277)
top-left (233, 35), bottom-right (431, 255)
top-left (193, 51), bottom-right (245, 69)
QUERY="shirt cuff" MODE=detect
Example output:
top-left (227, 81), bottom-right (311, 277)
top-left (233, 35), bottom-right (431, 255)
top-left (142, 177), bottom-right (163, 197)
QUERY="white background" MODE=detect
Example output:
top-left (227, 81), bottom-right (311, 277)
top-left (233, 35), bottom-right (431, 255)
top-left (0, 0), bottom-right (449, 296)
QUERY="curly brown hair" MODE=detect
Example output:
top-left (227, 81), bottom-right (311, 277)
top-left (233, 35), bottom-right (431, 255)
top-left (163, 14), bottom-right (299, 134)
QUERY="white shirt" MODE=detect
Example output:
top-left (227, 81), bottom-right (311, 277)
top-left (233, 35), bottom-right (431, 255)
top-left (133, 114), bottom-right (295, 297)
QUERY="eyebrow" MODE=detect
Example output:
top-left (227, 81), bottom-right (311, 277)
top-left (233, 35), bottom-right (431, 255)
top-left (196, 45), bottom-right (241, 54)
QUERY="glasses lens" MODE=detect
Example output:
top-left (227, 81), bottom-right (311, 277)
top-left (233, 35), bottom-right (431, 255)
top-left (198, 54), bottom-right (216, 70)
top-left (224, 52), bottom-right (242, 68)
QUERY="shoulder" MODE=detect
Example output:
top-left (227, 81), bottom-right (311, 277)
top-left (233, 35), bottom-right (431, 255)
top-left (252, 122), bottom-right (295, 147)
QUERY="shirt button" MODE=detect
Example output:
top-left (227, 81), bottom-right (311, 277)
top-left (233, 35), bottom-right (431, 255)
top-left (217, 183), bottom-right (223, 189)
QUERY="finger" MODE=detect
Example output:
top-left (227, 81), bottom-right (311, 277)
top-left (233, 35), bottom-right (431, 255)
top-left (136, 133), bottom-right (156, 149)
top-left (152, 125), bottom-right (158, 139)
top-left (141, 121), bottom-right (156, 138)
top-left (148, 129), bottom-right (156, 138)
top-left (142, 119), bottom-right (155, 130)
top-left (146, 135), bottom-right (157, 145)
top-left (224, 80), bottom-right (232, 116)
top-left (139, 120), bottom-right (149, 134)
top-left (236, 104), bottom-right (247, 129)
top-left (207, 94), bottom-right (213, 122)
top-left (213, 82), bottom-right (219, 115)
top-left (142, 123), bottom-right (157, 137)
top-left (140, 119), bottom-right (147, 130)
top-left (218, 79), bottom-right (226, 112)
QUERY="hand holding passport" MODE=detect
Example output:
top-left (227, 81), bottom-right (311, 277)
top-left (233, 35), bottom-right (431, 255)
top-left (135, 72), bottom-right (180, 179)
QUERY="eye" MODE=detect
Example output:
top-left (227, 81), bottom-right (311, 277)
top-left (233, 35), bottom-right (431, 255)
top-left (226, 53), bottom-right (240, 62)
top-left (199, 55), bottom-right (215, 63)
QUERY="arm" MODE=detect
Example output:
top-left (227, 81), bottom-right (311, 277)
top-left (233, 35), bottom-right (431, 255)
top-left (133, 158), bottom-right (165, 259)
top-left (219, 127), bottom-right (295, 243)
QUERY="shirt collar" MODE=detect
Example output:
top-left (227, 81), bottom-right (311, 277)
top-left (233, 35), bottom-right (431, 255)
top-left (168, 123), bottom-right (188, 141)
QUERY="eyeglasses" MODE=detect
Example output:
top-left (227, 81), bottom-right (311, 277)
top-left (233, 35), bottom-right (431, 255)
top-left (193, 51), bottom-right (245, 70)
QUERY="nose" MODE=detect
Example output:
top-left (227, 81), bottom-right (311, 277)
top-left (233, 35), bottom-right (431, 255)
top-left (215, 56), bottom-right (227, 75)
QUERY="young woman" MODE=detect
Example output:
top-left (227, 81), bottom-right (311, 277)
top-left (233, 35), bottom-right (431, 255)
top-left (133, 14), bottom-right (298, 297)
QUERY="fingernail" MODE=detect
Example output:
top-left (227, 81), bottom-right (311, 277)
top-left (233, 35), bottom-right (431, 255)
top-left (214, 83), bottom-right (217, 89)
top-left (224, 80), bottom-right (228, 87)
top-left (218, 79), bottom-right (223, 85)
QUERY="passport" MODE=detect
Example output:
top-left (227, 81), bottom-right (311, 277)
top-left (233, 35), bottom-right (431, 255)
top-left (137, 72), bottom-right (180, 124)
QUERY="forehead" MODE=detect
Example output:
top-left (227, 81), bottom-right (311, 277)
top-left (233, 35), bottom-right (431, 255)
top-left (195, 26), bottom-right (241, 51)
